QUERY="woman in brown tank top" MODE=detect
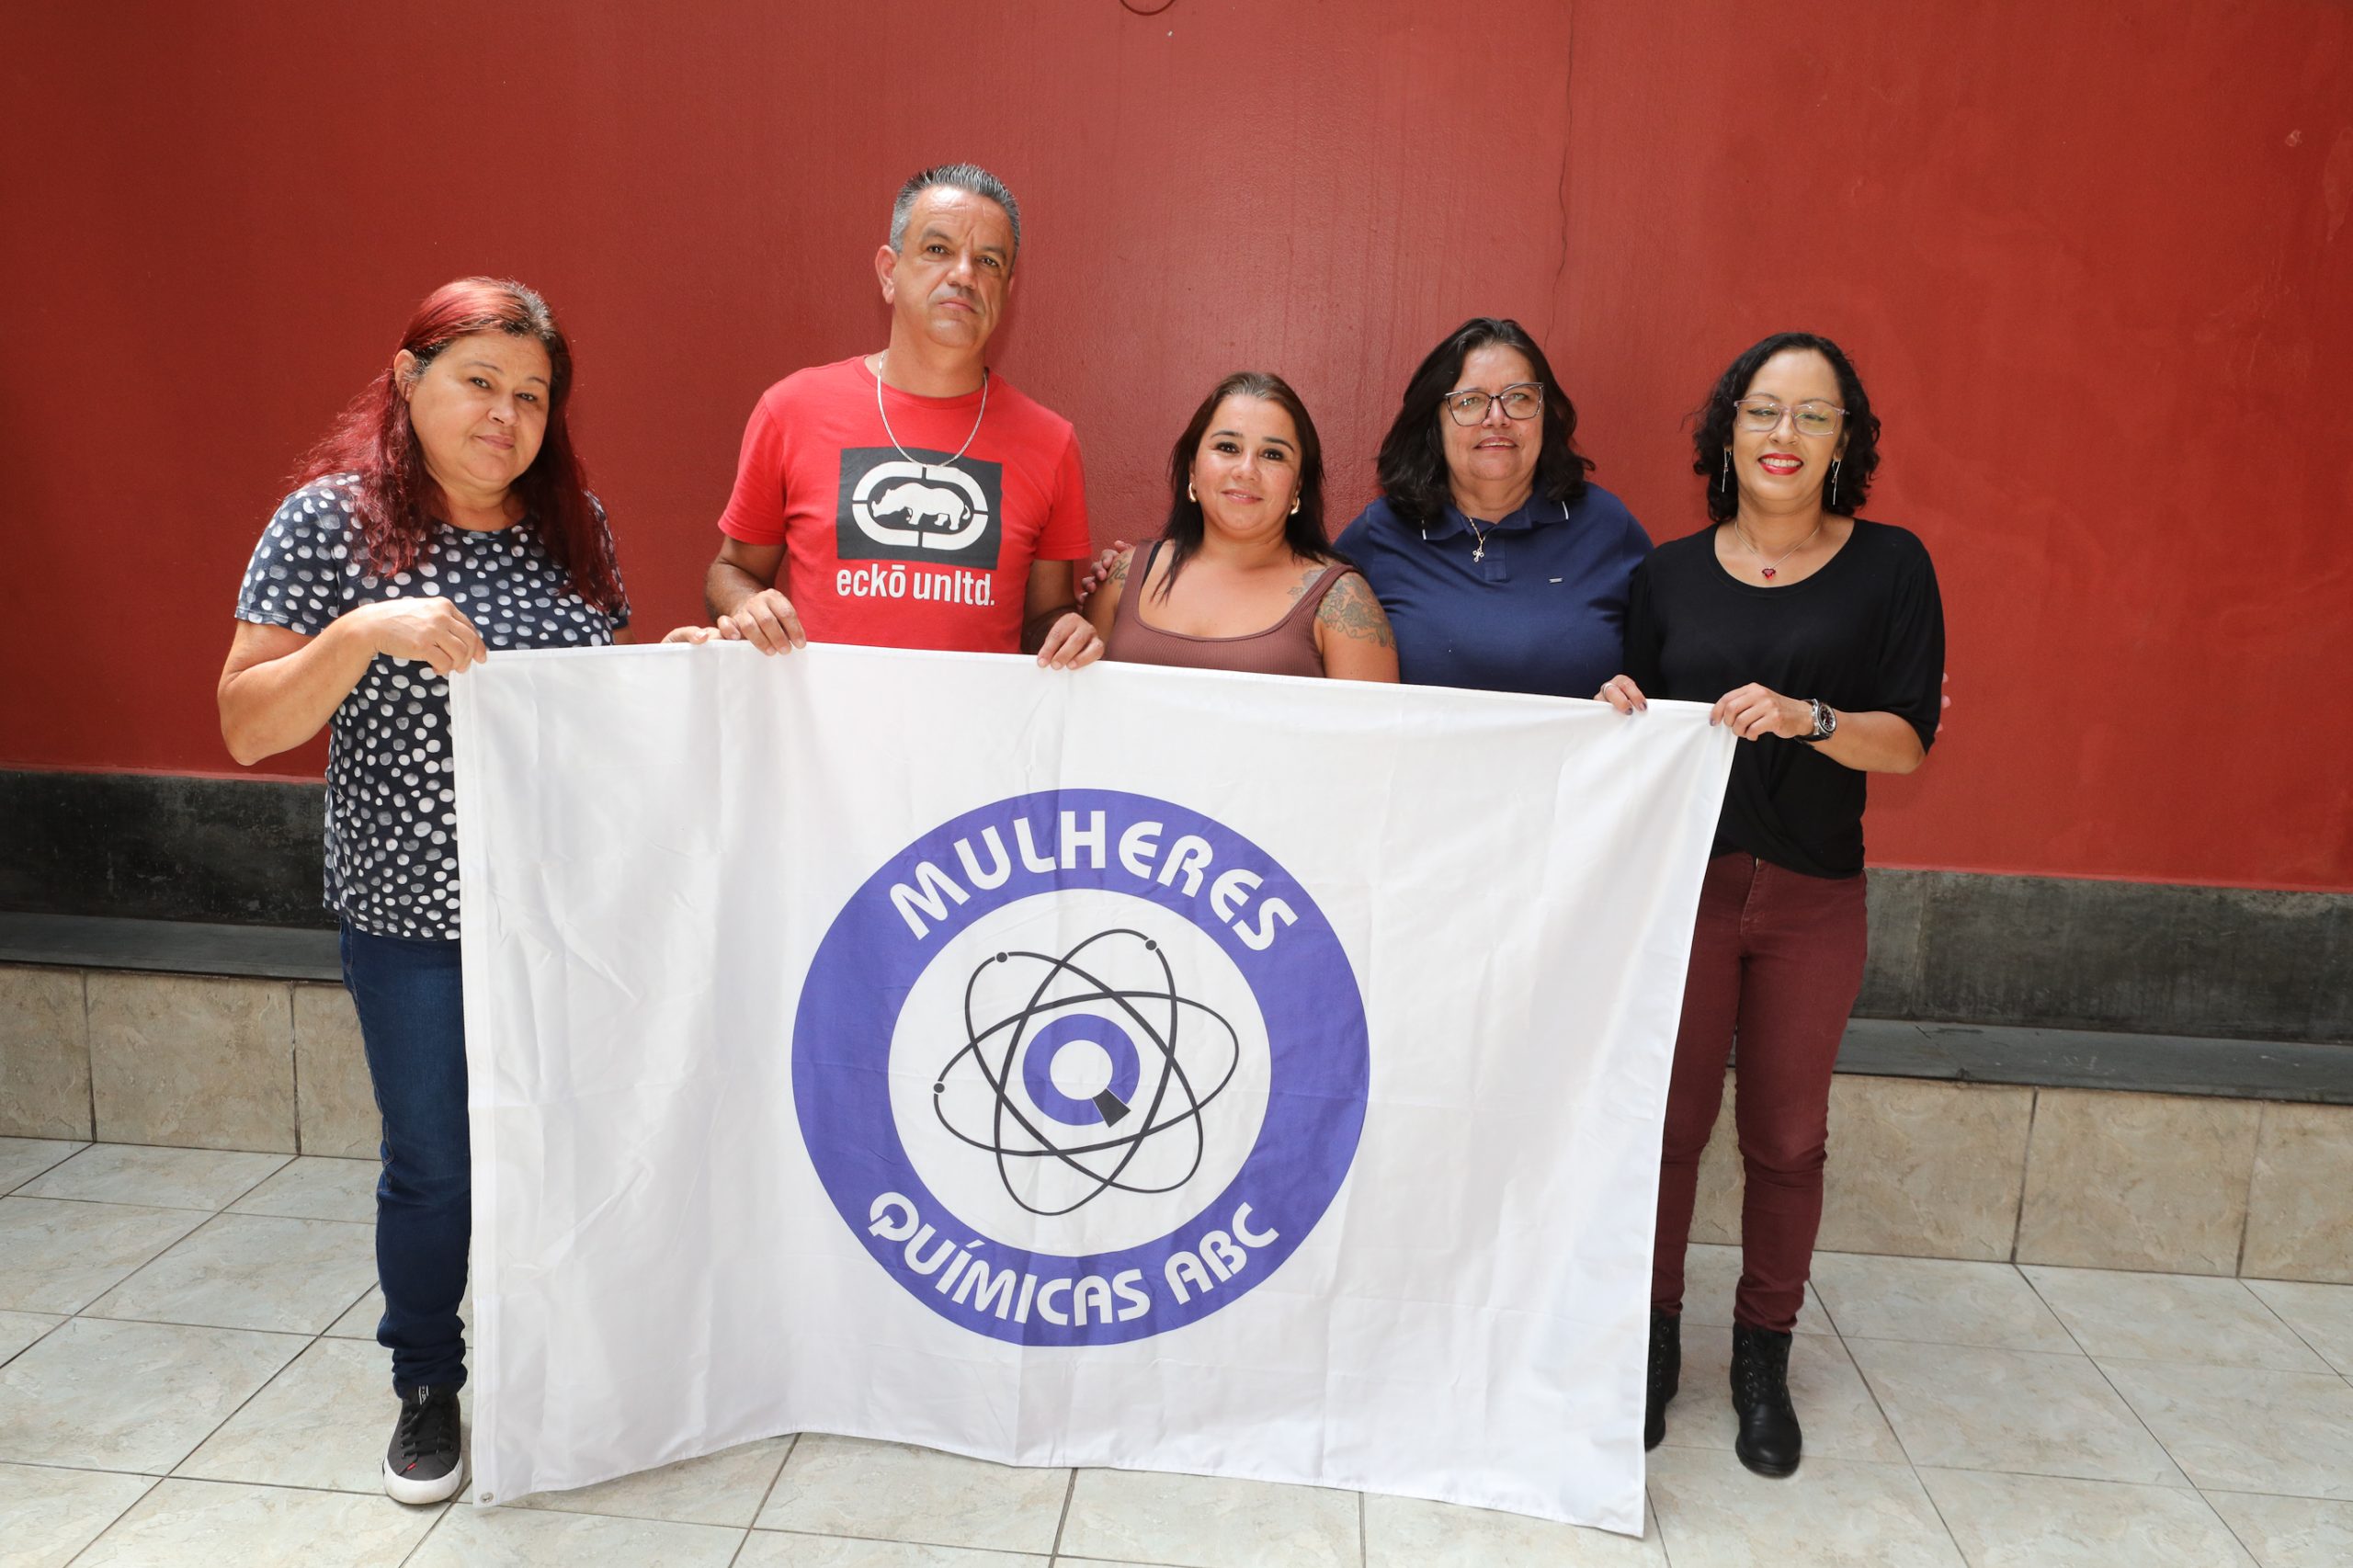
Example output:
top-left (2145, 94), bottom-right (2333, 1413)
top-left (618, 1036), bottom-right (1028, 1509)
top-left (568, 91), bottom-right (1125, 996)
top-left (1085, 372), bottom-right (1399, 682)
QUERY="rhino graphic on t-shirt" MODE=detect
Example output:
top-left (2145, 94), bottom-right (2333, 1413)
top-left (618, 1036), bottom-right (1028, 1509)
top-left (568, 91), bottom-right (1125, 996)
top-left (836, 449), bottom-right (1003, 568)
top-left (873, 480), bottom-right (973, 536)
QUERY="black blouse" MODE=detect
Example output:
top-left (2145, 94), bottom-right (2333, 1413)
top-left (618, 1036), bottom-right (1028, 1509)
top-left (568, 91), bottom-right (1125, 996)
top-left (1623, 519), bottom-right (1944, 878)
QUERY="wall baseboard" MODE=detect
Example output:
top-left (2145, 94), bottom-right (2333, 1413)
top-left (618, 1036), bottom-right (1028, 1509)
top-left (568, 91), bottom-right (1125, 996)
top-left (1860, 868), bottom-right (2349, 1043)
top-left (1, 769), bottom-right (331, 927)
top-left (5, 769), bottom-right (2347, 1042)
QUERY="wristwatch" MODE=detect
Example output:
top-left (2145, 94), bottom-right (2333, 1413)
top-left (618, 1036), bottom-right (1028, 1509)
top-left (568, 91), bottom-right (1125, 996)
top-left (1796, 698), bottom-right (1838, 744)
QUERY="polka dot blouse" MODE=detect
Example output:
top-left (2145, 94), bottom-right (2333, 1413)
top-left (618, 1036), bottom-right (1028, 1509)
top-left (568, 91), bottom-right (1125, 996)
top-left (235, 475), bottom-right (631, 939)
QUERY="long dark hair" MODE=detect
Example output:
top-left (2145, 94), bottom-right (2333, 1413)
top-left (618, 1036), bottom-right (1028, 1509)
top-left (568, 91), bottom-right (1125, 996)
top-left (291, 277), bottom-right (624, 613)
top-left (1692, 331), bottom-right (1881, 525)
top-left (1375, 316), bottom-right (1592, 522)
top-left (1153, 371), bottom-right (1334, 599)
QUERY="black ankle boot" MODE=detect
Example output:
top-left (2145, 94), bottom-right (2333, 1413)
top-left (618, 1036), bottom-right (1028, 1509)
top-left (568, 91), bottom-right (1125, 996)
top-left (1729, 1323), bottom-right (1802, 1477)
top-left (1644, 1308), bottom-right (1680, 1451)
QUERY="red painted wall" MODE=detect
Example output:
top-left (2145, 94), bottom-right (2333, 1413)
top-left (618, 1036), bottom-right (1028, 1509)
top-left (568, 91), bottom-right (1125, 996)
top-left (2, 3), bottom-right (2347, 889)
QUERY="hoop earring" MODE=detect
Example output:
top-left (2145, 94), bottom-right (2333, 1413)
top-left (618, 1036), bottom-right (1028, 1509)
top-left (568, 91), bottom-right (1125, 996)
top-left (1828, 458), bottom-right (1842, 509)
top-left (1720, 449), bottom-right (1732, 491)
top-left (1186, 481), bottom-right (1196, 504)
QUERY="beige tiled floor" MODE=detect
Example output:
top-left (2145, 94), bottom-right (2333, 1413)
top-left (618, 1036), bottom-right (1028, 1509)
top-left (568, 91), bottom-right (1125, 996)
top-left (3, 1137), bottom-right (2350, 1566)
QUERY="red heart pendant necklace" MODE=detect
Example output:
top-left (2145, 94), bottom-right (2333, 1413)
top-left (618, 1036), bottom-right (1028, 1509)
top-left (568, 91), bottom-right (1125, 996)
top-left (1734, 519), bottom-right (1822, 582)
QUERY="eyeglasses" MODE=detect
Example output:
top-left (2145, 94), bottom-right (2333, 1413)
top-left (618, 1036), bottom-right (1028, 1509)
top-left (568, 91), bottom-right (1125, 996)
top-left (1443, 383), bottom-right (1545, 426)
top-left (1733, 397), bottom-right (1845, 437)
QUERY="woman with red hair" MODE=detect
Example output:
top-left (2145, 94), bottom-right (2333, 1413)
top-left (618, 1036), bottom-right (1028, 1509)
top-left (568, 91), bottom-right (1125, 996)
top-left (218, 278), bottom-right (631, 1506)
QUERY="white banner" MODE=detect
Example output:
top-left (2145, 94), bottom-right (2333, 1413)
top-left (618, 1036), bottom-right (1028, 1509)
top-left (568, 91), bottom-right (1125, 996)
top-left (451, 642), bottom-right (1733, 1533)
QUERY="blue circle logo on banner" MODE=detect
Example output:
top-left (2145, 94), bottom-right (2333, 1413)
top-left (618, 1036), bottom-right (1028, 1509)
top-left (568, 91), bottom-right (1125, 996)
top-left (794, 789), bottom-right (1369, 1346)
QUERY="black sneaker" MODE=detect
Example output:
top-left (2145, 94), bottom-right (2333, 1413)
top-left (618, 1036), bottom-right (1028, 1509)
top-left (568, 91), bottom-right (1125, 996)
top-left (383, 1384), bottom-right (465, 1505)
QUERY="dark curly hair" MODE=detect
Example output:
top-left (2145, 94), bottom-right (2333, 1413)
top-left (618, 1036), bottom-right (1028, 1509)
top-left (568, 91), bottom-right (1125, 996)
top-left (1153, 370), bottom-right (1334, 598)
top-left (1692, 331), bottom-right (1881, 525)
top-left (1376, 316), bottom-right (1592, 523)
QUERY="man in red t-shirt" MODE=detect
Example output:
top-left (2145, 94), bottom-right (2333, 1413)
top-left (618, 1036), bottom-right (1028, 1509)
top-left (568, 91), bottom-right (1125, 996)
top-left (703, 164), bottom-right (1101, 667)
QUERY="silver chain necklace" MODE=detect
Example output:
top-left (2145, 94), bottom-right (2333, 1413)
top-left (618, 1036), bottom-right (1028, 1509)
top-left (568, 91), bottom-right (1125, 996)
top-left (875, 357), bottom-right (989, 478)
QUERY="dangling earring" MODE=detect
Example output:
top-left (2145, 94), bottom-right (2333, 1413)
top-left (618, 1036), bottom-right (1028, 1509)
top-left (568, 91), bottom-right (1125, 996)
top-left (1828, 458), bottom-right (1842, 509)
top-left (1720, 449), bottom-right (1732, 491)
top-left (1187, 481), bottom-right (1196, 504)
top-left (1290, 495), bottom-right (1301, 516)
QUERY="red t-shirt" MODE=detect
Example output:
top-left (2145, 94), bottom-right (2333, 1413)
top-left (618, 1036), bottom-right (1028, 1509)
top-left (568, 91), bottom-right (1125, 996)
top-left (717, 357), bottom-right (1091, 653)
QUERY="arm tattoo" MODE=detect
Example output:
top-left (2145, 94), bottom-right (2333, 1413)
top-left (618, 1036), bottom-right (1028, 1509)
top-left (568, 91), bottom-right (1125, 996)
top-left (1317, 573), bottom-right (1396, 649)
top-left (1108, 551), bottom-right (1131, 585)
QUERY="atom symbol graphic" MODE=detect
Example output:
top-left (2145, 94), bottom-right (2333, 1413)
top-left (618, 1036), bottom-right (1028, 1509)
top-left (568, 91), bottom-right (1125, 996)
top-left (930, 926), bottom-right (1242, 1217)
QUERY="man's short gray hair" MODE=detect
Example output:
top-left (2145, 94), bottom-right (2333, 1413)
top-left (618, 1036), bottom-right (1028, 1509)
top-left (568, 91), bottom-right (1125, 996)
top-left (888, 164), bottom-right (1022, 260)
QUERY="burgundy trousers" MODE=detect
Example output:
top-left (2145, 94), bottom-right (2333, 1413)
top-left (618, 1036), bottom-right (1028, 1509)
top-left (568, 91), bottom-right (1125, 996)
top-left (1652, 851), bottom-right (1869, 1334)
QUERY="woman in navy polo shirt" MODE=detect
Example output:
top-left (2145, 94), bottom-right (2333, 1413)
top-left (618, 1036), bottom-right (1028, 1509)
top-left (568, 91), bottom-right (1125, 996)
top-left (1334, 316), bottom-right (1649, 698)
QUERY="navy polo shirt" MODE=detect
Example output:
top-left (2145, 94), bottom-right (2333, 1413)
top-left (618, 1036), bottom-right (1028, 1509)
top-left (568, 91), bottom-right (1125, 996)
top-left (1336, 484), bottom-right (1652, 699)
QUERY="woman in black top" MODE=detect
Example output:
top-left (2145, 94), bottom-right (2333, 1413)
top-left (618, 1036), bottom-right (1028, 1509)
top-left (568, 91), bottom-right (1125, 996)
top-left (1599, 332), bottom-right (1944, 1477)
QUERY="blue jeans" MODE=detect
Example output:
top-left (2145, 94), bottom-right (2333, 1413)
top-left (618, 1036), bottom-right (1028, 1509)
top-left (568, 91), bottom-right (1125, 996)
top-left (341, 921), bottom-right (470, 1394)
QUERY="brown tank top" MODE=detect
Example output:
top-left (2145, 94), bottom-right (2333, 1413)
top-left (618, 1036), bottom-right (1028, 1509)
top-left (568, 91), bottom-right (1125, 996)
top-left (1106, 541), bottom-right (1356, 677)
